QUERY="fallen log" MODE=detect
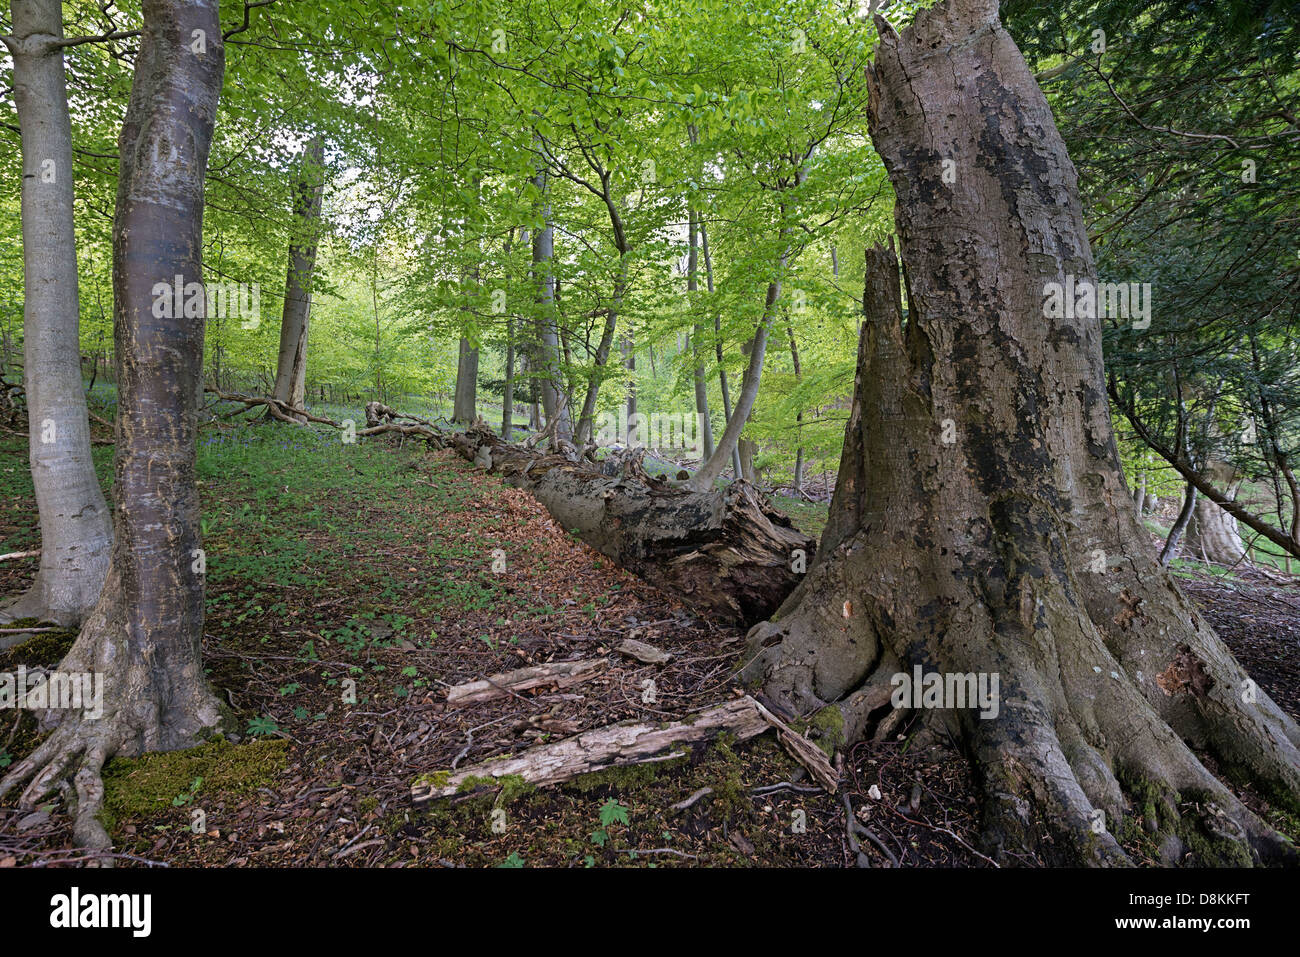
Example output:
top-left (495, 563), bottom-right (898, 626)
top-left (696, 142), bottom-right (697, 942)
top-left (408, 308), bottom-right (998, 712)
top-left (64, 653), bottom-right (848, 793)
top-left (411, 697), bottom-right (769, 803)
top-left (444, 658), bottom-right (608, 707)
top-left (410, 695), bottom-right (840, 804)
top-left (448, 424), bottom-right (814, 627)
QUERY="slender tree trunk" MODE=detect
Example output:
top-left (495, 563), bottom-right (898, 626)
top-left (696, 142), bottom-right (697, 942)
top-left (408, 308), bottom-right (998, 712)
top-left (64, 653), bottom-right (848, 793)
top-left (0, 0), bottom-right (112, 632)
top-left (689, 209), bottom-right (715, 459)
top-left (699, 221), bottom-right (743, 479)
top-left (1133, 470), bottom-right (1147, 515)
top-left (743, 0), bottom-right (1299, 867)
top-left (1160, 481), bottom-right (1198, 566)
top-left (686, 279), bottom-right (780, 491)
top-left (0, 0), bottom-right (226, 851)
top-left (788, 319), bottom-right (805, 492)
top-left (1186, 460), bottom-right (1247, 565)
top-left (623, 335), bottom-right (636, 425)
top-left (270, 135), bottom-right (324, 421)
top-left (531, 154), bottom-right (572, 443)
top-left (502, 316), bottom-right (515, 440)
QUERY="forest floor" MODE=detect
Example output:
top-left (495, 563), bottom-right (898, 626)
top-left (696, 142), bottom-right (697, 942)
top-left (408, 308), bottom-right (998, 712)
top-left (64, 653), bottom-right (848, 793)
top-left (1, 417), bottom-right (1298, 867)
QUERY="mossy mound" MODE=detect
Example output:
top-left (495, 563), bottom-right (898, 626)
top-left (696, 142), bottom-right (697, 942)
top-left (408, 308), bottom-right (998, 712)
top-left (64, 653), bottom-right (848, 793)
top-left (0, 622), bottom-right (78, 671)
top-left (102, 737), bottom-right (288, 824)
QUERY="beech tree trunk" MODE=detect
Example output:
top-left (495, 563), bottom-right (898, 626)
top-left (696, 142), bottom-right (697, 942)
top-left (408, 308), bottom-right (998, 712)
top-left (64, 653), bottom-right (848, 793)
top-left (502, 316), bottom-right (515, 440)
top-left (449, 425), bottom-right (813, 626)
top-left (0, 0), bottom-right (113, 632)
top-left (700, 220), bottom-right (743, 478)
top-left (686, 282), bottom-right (779, 491)
top-left (1186, 460), bottom-right (1247, 565)
top-left (688, 210), bottom-right (716, 460)
top-left (452, 336), bottom-right (478, 424)
top-left (742, 0), bottom-right (1300, 866)
top-left (1160, 481), bottom-right (1198, 567)
top-left (0, 0), bottom-right (226, 851)
top-left (531, 154), bottom-right (572, 443)
top-left (270, 135), bottom-right (324, 421)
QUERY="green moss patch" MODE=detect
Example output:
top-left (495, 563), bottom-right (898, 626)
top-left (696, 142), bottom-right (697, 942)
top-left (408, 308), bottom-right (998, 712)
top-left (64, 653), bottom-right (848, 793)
top-left (102, 737), bottom-right (288, 821)
top-left (0, 624), bottom-right (78, 671)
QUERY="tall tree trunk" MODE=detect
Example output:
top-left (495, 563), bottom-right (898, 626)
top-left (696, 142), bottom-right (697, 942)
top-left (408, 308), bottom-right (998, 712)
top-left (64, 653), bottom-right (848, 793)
top-left (1160, 481), bottom-right (1198, 566)
top-left (502, 316), bottom-right (515, 440)
top-left (700, 221), bottom-right (743, 479)
top-left (0, 0), bottom-right (113, 633)
top-left (689, 209), bottom-right (715, 459)
top-left (452, 335), bottom-right (478, 424)
top-left (742, 0), bottom-right (1299, 867)
top-left (788, 318), bottom-right (805, 492)
top-left (623, 334), bottom-right (636, 425)
top-left (270, 135), bottom-right (324, 421)
top-left (0, 0), bottom-right (226, 851)
top-left (686, 279), bottom-right (780, 491)
top-left (531, 155), bottom-right (572, 443)
top-left (1185, 460), bottom-right (1247, 565)
top-left (1132, 470), bottom-right (1147, 516)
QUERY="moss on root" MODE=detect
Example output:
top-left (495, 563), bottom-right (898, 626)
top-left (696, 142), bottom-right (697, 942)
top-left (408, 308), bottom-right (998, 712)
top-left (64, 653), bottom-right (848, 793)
top-left (808, 705), bottom-right (846, 758)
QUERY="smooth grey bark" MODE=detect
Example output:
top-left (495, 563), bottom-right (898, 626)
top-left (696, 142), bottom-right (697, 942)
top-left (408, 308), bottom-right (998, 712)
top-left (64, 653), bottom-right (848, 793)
top-left (270, 135), bottom-right (325, 420)
top-left (453, 335), bottom-right (478, 424)
top-left (686, 275), bottom-right (782, 491)
top-left (623, 335), bottom-right (636, 424)
top-left (699, 220), bottom-right (743, 479)
top-left (531, 155), bottom-right (572, 443)
top-left (0, 0), bottom-right (112, 632)
top-left (689, 209), bottom-right (715, 460)
top-left (0, 0), bottom-right (226, 850)
top-left (687, 152), bottom-right (809, 491)
top-left (1186, 459), bottom-right (1247, 564)
top-left (502, 317), bottom-right (515, 440)
top-left (1160, 481), bottom-right (1198, 566)
top-left (788, 319), bottom-right (805, 491)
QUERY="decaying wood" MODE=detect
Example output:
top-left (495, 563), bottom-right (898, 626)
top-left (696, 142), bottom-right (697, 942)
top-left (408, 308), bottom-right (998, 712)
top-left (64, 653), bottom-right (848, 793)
top-left (751, 698), bottom-right (838, 794)
top-left (411, 695), bottom-right (840, 804)
top-left (412, 697), bottom-right (770, 803)
top-left (444, 658), bottom-right (608, 706)
top-left (448, 424), bottom-right (814, 627)
top-left (616, 638), bottom-right (672, 664)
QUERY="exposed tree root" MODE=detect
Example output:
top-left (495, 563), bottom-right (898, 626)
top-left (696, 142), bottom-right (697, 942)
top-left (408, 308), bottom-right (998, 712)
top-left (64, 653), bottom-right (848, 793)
top-left (0, 569), bottom-right (224, 857)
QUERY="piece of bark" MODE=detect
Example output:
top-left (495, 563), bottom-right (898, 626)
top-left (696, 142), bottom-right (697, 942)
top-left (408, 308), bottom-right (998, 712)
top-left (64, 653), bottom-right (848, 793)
top-left (411, 696), bottom-right (769, 803)
top-left (616, 638), bottom-right (672, 664)
top-left (445, 658), bottom-right (608, 707)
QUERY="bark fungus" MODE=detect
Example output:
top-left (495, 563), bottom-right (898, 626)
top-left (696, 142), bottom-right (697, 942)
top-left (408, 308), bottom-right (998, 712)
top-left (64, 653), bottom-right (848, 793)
top-left (741, 0), bottom-right (1300, 866)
